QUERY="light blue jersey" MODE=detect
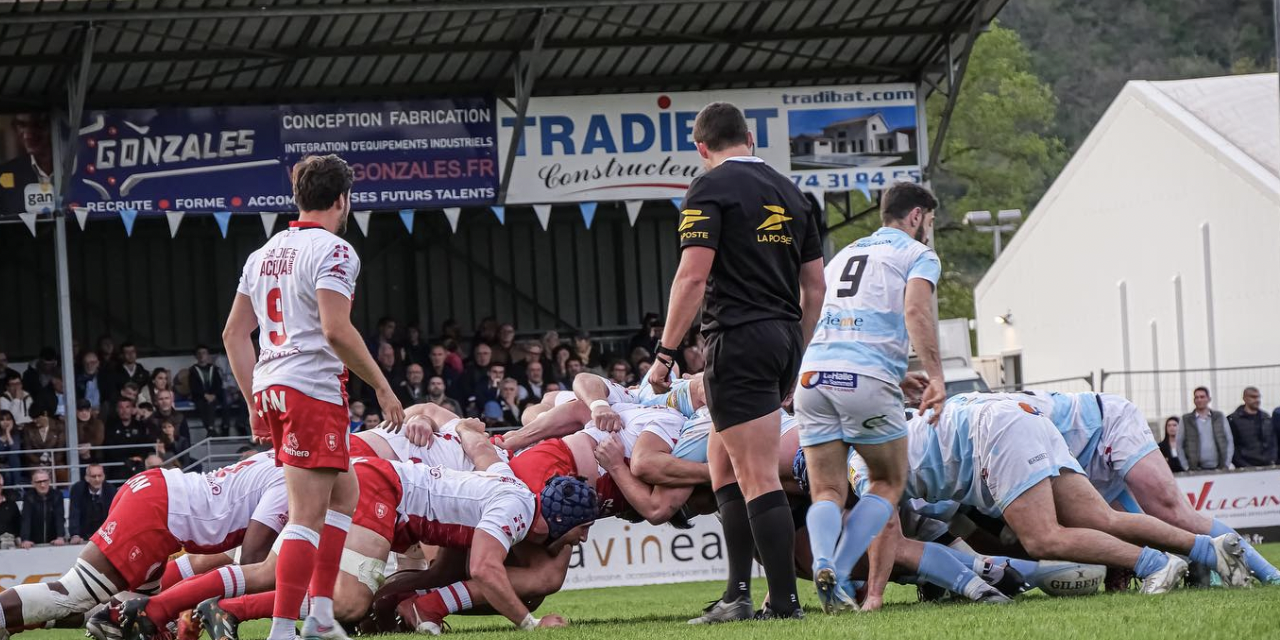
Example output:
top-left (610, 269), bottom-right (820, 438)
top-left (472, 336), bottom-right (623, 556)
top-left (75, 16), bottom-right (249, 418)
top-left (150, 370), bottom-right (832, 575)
top-left (673, 407), bottom-right (798, 463)
top-left (953, 391), bottom-right (1104, 469)
top-left (637, 378), bottom-right (698, 418)
top-left (801, 227), bottom-right (939, 385)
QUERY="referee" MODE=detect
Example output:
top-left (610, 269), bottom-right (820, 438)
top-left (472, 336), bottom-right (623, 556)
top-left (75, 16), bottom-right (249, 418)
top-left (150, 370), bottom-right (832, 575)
top-left (647, 102), bottom-right (825, 622)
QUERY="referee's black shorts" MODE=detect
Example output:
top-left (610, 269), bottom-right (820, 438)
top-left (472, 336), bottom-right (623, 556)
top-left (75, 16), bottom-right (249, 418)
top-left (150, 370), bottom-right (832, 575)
top-left (703, 319), bottom-right (802, 431)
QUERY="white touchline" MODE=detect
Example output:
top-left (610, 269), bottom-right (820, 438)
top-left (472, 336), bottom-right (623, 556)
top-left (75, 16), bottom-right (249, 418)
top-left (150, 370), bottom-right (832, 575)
top-left (119, 159), bottom-right (281, 196)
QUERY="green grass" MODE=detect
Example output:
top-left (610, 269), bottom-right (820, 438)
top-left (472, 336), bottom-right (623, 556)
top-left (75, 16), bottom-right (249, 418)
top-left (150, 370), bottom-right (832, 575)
top-left (31, 545), bottom-right (1280, 640)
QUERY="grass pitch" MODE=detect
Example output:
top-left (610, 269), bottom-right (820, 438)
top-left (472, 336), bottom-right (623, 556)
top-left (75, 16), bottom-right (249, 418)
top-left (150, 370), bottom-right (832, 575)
top-left (29, 544), bottom-right (1280, 640)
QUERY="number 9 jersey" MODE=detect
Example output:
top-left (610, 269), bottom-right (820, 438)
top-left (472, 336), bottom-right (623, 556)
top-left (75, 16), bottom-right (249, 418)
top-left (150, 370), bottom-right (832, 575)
top-left (237, 220), bottom-right (361, 406)
top-left (800, 226), bottom-right (939, 385)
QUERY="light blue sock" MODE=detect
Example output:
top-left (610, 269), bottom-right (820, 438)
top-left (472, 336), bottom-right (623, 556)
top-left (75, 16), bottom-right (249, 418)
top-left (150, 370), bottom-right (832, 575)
top-left (917, 542), bottom-right (979, 594)
top-left (1134, 547), bottom-right (1169, 579)
top-left (833, 494), bottom-right (895, 579)
top-left (1211, 519), bottom-right (1280, 581)
top-left (1189, 534), bottom-right (1217, 567)
top-left (934, 545), bottom-right (1041, 580)
top-left (806, 500), bottom-right (844, 570)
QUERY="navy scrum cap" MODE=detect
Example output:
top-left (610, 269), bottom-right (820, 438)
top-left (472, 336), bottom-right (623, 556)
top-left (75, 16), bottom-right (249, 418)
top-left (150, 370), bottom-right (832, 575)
top-left (792, 447), bottom-right (810, 495)
top-left (540, 475), bottom-right (598, 542)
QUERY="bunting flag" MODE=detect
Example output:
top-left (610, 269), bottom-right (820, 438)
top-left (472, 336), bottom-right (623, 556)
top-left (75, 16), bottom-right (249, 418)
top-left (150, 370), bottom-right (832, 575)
top-left (72, 206), bottom-right (90, 230)
top-left (353, 210), bottom-right (372, 236)
top-left (119, 208), bottom-right (138, 237)
top-left (260, 212), bottom-right (279, 238)
top-left (443, 207), bottom-right (461, 233)
top-left (490, 205), bottom-right (505, 225)
top-left (853, 179), bottom-right (872, 201)
top-left (165, 211), bottom-right (185, 238)
top-left (805, 189), bottom-right (825, 214)
top-left (533, 204), bottom-right (552, 230)
top-left (213, 211), bottom-right (232, 238)
top-left (671, 197), bottom-right (682, 211)
top-left (624, 200), bottom-right (643, 227)
top-left (19, 212), bottom-right (37, 236)
top-left (579, 201), bottom-right (597, 229)
top-left (399, 209), bottom-right (415, 234)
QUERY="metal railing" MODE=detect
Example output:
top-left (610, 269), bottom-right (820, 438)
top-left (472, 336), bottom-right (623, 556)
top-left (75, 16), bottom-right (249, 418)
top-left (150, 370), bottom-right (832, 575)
top-left (990, 374), bottom-right (1096, 394)
top-left (0, 442), bottom-right (171, 491)
top-left (1099, 363), bottom-right (1280, 423)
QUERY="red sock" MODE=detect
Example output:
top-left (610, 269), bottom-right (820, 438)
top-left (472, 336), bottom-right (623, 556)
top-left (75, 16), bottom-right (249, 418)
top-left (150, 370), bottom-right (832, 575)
top-left (307, 511), bottom-right (352, 602)
top-left (159, 560), bottom-right (185, 591)
top-left (148, 565), bottom-right (246, 624)
top-left (272, 524), bottom-right (320, 620)
top-left (221, 592), bottom-right (277, 621)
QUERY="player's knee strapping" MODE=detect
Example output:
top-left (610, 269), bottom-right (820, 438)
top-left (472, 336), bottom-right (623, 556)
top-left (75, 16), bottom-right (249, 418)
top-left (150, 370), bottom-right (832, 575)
top-left (339, 548), bottom-right (387, 594)
top-left (19, 559), bottom-right (117, 623)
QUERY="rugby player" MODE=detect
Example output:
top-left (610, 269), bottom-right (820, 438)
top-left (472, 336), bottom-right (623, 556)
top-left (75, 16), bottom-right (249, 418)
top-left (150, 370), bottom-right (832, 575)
top-left (221, 154), bottom-right (404, 640)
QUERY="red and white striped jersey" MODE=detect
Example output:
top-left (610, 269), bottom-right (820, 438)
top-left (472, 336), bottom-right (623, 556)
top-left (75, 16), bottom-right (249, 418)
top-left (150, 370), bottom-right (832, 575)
top-left (160, 452), bottom-right (289, 553)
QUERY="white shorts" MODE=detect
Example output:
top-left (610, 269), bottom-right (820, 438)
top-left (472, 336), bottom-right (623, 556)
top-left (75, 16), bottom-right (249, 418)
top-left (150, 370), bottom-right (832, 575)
top-left (550, 391), bottom-right (577, 407)
top-left (973, 401), bottom-right (1084, 514)
top-left (795, 373), bottom-right (907, 447)
top-left (1089, 395), bottom-right (1160, 502)
top-left (672, 409), bottom-right (797, 463)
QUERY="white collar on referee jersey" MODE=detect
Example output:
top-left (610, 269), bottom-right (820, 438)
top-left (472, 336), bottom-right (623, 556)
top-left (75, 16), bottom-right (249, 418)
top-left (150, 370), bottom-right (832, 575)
top-left (724, 156), bottom-right (764, 163)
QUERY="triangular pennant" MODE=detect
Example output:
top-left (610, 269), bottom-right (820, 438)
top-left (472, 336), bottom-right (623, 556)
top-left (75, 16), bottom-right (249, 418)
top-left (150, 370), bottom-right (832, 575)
top-left (399, 209), bottom-right (415, 234)
top-left (624, 200), bottom-right (643, 226)
top-left (73, 206), bottom-right (90, 230)
top-left (119, 208), bottom-right (138, 237)
top-left (19, 212), bottom-right (37, 236)
top-left (490, 206), bottom-right (505, 225)
top-left (443, 207), bottom-right (461, 233)
top-left (213, 211), bottom-right (232, 238)
top-left (671, 197), bottom-right (682, 211)
top-left (579, 202), bottom-right (597, 229)
top-left (805, 189), bottom-right (825, 213)
top-left (260, 212), bottom-right (279, 238)
top-left (165, 211), bottom-right (185, 238)
top-left (353, 210), bottom-right (372, 236)
top-left (854, 179), bottom-right (872, 201)
top-left (533, 204), bottom-right (552, 230)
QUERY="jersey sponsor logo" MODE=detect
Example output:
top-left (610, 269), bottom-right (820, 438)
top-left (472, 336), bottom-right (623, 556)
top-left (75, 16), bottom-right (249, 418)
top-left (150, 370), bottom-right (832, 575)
top-left (98, 521), bottom-right (118, 544)
top-left (283, 432), bottom-right (310, 458)
top-left (1018, 402), bottom-right (1042, 416)
top-left (1027, 452), bottom-right (1048, 465)
top-left (818, 310), bottom-right (866, 331)
top-left (678, 209), bottom-right (708, 231)
top-left (862, 415), bottom-right (889, 430)
top-left (756, 206), bottom-right (791, 231)
top-left (799, 371), bottom-right (858, 390)
top-left (124, 475), bottom-right (153, 494)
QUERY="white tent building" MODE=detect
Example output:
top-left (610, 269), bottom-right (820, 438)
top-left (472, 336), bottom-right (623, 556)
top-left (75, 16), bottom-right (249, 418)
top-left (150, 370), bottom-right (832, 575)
top-left (974, 73), bottom-right (1280, 416)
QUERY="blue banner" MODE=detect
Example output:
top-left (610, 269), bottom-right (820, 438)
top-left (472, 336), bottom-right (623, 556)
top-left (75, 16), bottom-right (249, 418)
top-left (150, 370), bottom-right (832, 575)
top-left (69, 99), bottom-right (498, 216)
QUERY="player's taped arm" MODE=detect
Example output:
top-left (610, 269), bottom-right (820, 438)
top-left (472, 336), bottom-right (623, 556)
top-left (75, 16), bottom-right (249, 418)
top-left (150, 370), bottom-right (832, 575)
top-left (468, 531), bottom-right (531, 626)
top-left (630, 434), bottom-right (710, 487)
top-left (222, 293), bottom-right (260, 415)
top-left (574, 374), bottom-right (622, 433)
top-left (798, 258), bottom-right (827, 352)
top-left (317, 289), bottom-right (403, 425)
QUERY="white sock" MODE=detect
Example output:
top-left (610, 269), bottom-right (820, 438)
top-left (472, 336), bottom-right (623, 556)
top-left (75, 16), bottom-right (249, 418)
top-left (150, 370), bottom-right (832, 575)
top-left (310, 596), bottom-right (333, 623)
top-left (268, 617), bottom-right (296, 640)
top-left (176, 555), bottom-right (196, 580)
top-left (961, 576), bottom-right (989, 600)
top-left (438, 582), bottom-right (472, 614)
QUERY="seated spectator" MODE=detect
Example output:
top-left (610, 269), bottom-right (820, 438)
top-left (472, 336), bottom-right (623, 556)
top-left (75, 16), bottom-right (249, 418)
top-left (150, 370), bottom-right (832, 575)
top-left (561, 356), bottom-right (585, 387)
top-left (0, 351), bottom-right (18, 383)
top-left (155, 419), bottom-right (190, 469)
top-left (543, 381), bottom-right (563, 394)
top-left (457, 343), bottom-right (494, 402)
top-left (441, 339), bottom-right (464, 375)
top-left (75, 399), bottom-right (105, 466)
top-left (1180, 386), bottom-right (1232, 471)
top-left (439, 318), bottom-right (463, 346)
top-left (510, 341), bottom-right (544, 384)
top-left (35, 374), bottom-right (67, 420)
top-left (23, 404), bottom-right (67, 484)
top-left (628, 347), bottom-right (651, 375)
top-left (135, 402), bottom-right (155, 423)
top-left (492, 324), bottom-right (518, 364)
top-left (424, 344), bottom-right (460, 396)
top-left (361, 411), bottom-right (382, 433)
top-left (637, 360), bottom-right (652, 384)
top-left (1159, 416), bottom-right (1184, 472)
top-left (404, 325), bottom-right (429, 367)
top-left (425, 375), bottom-right (463, 416)
top-left (104, 397), bottom-right (151, 480)
top-left (473, 316), bottom-right (499, 350)
top-left (143, 454), bottom-right (165, 470)
top-left (397, 364), bottom-right (429, 407)
top-left (521, 361), bottom-right (549, 404)
top-left (363, 342), bottom-right (405, 413)
top-left (1, 373), bottom-right (33, 426)
top-left (629, 312), bottom-right (661, 355)
top-left (1228, 387), bottom-right (1275, 468)
top-left (608, 360), bottom-right (632, 387)
top-left (101, 382), bottom-right (141, 423)
top-left (20, 469), bottom-right (65, 547)
top-left (572, 331), bottom-right (604, 374)
top-left (366, 316), bottom-right (398, 360)
top-left (541, 331), bottom-right (562, 362)
top-left (149, 389), bottom-right (189, 442)
top-left (137, 367), bottom-right (172, 406)
top-left (96, 335), bottom-right (118, 370)
top-left (75, 351), bottom-right (105, 413)
top-left (110, 342), bottom-right (150, 401)
top-left (483, 378), bottom-right (526, 429)
top-left (190, 345), bottom-right (231, 437)
top-left (0, 473), bottom-right (20, 543)
top-left (475, 362), bottom-right (508, 408)
top-left (236, 445), bottom-right (259, 461)
top-left (22, 347), bottom-right (59, 395)
top-left (550, 345), bottom-right (573, 387)
top-left (0, 410), bottom-right (21, 486)
top-left (67, 463), bottom-right (115, 544)
top-left (348, 400), bottom-right (366, 433)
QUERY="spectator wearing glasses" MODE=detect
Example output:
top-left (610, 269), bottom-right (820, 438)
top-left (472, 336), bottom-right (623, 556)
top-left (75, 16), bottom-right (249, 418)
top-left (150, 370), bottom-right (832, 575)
top-left (67, 463), bottom-right (115, 544)
top-left (20, 469), bottom-right (65, 548)
top-left (1228, 386), bottom-right (1276, 468)
top-left (509, 341), bottom-right (545, 384)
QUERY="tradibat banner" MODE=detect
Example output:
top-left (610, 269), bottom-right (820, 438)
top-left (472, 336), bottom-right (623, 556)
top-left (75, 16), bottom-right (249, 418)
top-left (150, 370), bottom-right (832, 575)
top-left (69, 99), bottom-right (498, 216)
top-left (497, 84), bottom-right (922, 204)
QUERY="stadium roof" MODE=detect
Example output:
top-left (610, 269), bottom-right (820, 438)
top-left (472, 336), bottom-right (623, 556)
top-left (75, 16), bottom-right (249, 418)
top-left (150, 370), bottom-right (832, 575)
top-left (1147, 73), bottom-right (1279, 180)
top-left (0, 0), bottom-right (1008, 110)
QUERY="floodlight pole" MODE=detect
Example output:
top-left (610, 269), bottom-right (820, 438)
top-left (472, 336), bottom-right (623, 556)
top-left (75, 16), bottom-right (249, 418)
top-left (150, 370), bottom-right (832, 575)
top-left (497, 10), bottom-right (548, 205)
top-left (52, 24), bottom-right (96, 484)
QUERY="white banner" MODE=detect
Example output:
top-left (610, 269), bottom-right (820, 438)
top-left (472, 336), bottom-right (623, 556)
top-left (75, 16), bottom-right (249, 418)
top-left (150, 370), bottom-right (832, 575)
top-left (1174, 467), bottom-right (1280, 531)
top-left (561, 515), bottom-right (760, 590)
top-left (497, 84), bottom-right (922, 204)
top-left (0, 544), bottom-right (81, 589)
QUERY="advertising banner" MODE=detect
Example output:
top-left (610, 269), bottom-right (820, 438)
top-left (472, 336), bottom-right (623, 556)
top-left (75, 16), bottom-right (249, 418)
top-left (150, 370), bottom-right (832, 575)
top-left (1174, 467), bottom-right (1280, 531)
top-left (497, 84), bottom-right (921, 204)
top-left (0, 112), bottom-right (56, 216)
top-left (68, 99), bottom-right (498, 216)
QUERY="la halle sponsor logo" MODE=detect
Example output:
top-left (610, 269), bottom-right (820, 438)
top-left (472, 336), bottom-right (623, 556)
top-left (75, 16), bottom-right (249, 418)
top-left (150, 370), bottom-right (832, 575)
top-left (1187, 481), bottom-right (1280, 512)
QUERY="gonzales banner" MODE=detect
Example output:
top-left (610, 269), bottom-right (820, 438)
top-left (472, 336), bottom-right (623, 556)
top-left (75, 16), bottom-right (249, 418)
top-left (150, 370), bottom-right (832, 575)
top-left (497, 84), bottom-right (921, 204)
top-left (69, 99), bottom-right (497, 216)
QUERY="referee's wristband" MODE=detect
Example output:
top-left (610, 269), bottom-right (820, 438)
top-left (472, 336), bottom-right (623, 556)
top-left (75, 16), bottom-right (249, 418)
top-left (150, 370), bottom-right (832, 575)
top-left (654, 355), bottom-right (673, 370)
top-left (655, 344), bottom-right (680, 358)
top-left (519, 613), bottom-right (540, 630)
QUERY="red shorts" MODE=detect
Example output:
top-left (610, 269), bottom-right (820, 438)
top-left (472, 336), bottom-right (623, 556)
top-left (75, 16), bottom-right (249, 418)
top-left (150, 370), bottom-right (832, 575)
top-left (349, 436), bottom-right (377, 459)
top-left (255, 385), bottom-right (350, 470)
top-left (351, 458), bottom-right (401, 541)
top-left (594, 474), bottom-right (628, 518)
top-left (509, 439), bottom-right (577, 495)
top-left (391, 516), bottom-right (475, 553)
top-left (90, 470), bottom-right (182, 590)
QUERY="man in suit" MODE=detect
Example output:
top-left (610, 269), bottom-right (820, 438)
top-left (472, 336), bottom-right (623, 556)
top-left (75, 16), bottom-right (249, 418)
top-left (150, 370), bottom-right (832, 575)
top-left (67, 464), bottom-right (116, 544)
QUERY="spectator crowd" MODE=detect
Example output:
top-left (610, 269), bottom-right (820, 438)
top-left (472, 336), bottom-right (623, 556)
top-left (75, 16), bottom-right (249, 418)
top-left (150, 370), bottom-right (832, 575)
top-left (1161, 385), bottom-right (1280, 472)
